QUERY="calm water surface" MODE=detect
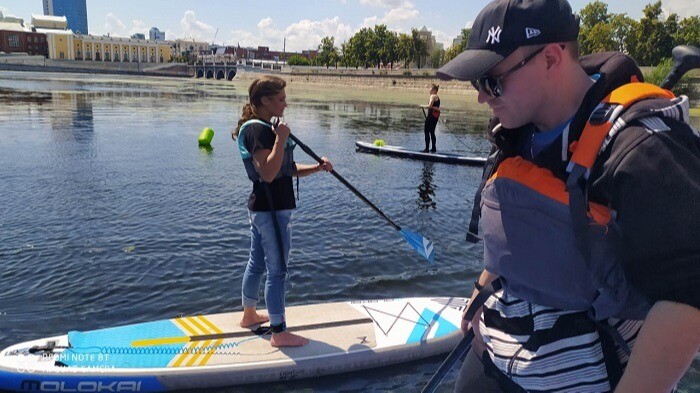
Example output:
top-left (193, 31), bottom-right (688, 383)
top-left (0, 71), bottom-right (697, 392)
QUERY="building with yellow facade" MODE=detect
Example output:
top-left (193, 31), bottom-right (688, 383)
top-left (31, 14), bottom-right (171, 63)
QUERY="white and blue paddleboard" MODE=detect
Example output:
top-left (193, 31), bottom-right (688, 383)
top-left (0, 297), bottom-right (467, 392)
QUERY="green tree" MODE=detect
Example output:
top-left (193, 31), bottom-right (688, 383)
top-left (609, 14), bottom-right (637, 53)
top-left (397, 33), bottom-right (414, 68)
top-left (429, 48), bottom-right (444, 68)
top-left (348, 27), bottom-right (374, 68)
top-left (374, 25), bottom-right (399, 69)
top-left (411, 28), bottom-right (428, 69)
top-left (372, 24), bottom-right (392, 68)
top-left (581, 22), bottom-right (616, 54)
top-left (675, 16), bottom-right (700, 47)
top-left (286, 54), bottom-right (311, 66)
top-left (578, 1), bottom-right (612, 55)
top-left (579, 1), bottom-right (609, 29)
top-left (443, 28), bottom-right (470, 63)
top-left (629, 1), bottom-right (674, 65)
top-left (317, 36), bottom-right (339, 68)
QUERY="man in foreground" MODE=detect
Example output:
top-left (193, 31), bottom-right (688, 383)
top-left (436, 0), bottom-right (700, 391)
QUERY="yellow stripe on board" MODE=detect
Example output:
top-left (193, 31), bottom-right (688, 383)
top-left (185, 316), bottom-right (210, 335)
top-left (186, 340), bottom-right (212, 367)
top-left (197, 315), bottom-right (223, 334)
top-left (174, 317), bottom-right (199, 336)
top-left (131, 336), bottom-right (190, 347)
top-left (172, 343), bottom-right (196, 368)
top-left (198, 338), bottom-right (223, 366)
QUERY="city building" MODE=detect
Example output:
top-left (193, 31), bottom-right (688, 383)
top-left (149, 27), bottom-right (165, 41)
top-left (32, 14), bottom-right (73, 59)
top-left (227, 45), bottom-right (317, 61)
top-left (0, 21), bottom-right (47, 56)
top-left (43, 0), bottom-right (88, 34)
top-left (32, 15), bottom-right (171, 63)
top-left (131, 33), bottom-right (145, 40)
top-left (418, 26), bottom-right (437, 53)
top-left (71, 34), bottom-right (172, 63)
top-left (171, 38), bottom-right (210, 57)
top-left (0, 11), bottom-right (25, 24)
top-left (417, 26), bottom-right (439, 67)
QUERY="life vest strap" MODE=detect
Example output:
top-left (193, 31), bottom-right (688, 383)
top-left (569, 82), bottom-right (676, 171)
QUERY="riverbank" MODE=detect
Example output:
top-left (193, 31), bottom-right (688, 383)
top-left (0, 55), bottom-right (191, 78)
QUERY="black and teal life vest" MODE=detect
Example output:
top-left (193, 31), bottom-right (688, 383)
top-left (237, 119), bottom-right (296, 183)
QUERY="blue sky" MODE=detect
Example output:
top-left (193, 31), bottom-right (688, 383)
top-left (1, 1), bottom-right (697, 51)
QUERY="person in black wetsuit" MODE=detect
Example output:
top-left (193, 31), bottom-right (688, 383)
top-left (421, 84), bottom-right (441, 152)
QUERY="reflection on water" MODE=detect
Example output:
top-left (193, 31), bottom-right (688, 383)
top-left (417, 161), bottom-right (437, 210)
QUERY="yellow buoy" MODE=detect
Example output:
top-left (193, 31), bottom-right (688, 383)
top-left (198, 127), bottom-right (214, 146)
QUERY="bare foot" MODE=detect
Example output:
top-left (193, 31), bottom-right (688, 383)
top-left (240, 312), bottom-right (269, 328)
top-left (270, 331), bottom-right (309, 347)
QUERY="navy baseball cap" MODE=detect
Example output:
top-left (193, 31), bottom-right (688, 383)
top-left (437, 0), bottom-right (580, 81)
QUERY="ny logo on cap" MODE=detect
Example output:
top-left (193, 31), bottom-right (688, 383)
top-left (486, 26), bottom-right (502, 44)
top-left (526, 27), bottom-right (541, 39)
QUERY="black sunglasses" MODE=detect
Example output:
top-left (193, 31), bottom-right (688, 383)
top-left (471, 46), bottom-right (547, 98)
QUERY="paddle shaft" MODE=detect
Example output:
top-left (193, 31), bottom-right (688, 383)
top-left (421, 330), bottom-right (474, 393)
top-left (288, 133), bottom-right (401, 231)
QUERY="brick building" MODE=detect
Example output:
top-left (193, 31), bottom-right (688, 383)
top-left (0, 22), bottom-right (48, 56)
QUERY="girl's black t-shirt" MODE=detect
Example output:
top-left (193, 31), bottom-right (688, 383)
top-left (243, 121), bottom-right (296, 212)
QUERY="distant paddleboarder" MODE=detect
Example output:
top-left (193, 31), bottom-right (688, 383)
top-left (421, 84), bottom-right (440, 152)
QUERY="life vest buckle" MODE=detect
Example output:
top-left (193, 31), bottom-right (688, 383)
top-left (588, 104), bottom-right (618, 126)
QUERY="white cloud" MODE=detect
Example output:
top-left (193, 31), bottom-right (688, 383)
top-left (362, 1), bottom-right (419, 28)
top-left (359, 0), bottom-right (406, 8)
top-left (104, 13), bottom-right (126, 35)
top-left (662, 0), bottom-right (700, 19)
top-left (180, 10), bottom-right (216, 42)
top-left (100, 13), bottom-right (148, 38)
top-left (430, 28), bottom-right (453, 49)
top-left (229, 16), bottom-right (353, 52)
top-left (129, 19), bottom-right (147, 37)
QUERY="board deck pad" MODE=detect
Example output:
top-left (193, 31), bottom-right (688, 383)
top-left (62, 302), bottom-right (377, 369)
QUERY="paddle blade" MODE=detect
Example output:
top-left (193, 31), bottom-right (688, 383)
top-left (400, 229), bottom-right (435, 264)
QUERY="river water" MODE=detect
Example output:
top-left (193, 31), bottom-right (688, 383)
top-left (0, 71), bottom-right (697, 392)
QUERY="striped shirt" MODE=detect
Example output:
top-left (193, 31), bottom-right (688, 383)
top-left (480, 290), bottom-right (642, 392)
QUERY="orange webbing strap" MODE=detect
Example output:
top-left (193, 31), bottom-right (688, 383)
top-left (570, 122), bottom-right (612, 169)
top-left (607, 82), bottom-right (675, 107)
top-left (570, 83), bottom-right (676, 169)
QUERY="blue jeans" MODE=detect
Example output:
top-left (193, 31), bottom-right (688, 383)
top-left (241, 209), bottom-right (293, 326)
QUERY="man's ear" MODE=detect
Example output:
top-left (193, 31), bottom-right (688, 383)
top-left (544, 43), bottom-right (564, 71)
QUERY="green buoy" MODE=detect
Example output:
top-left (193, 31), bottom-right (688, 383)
top-left (198, 127), bottom-right (214, 147)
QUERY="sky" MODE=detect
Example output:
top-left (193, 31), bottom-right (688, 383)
top-left (1, 1), bottom-right (698, 52)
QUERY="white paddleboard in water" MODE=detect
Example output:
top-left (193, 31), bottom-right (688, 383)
top-left (0, 297), bottom-right (467, 392)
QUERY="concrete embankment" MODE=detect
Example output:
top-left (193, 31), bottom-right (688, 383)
top-left (234, 66), bottom-right (473, 96)
top-left (0, 55), bottom-right (191, 78)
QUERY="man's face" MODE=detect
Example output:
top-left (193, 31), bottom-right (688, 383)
top-left (475, 46), bottom-right (547, 129)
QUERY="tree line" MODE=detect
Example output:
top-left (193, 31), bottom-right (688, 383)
top-left (290, 25), bottom-right (432, 69)
top-left (443, 1), bottom-right (699, 67)
top-left (303, 1), bottom-right (698, 70)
